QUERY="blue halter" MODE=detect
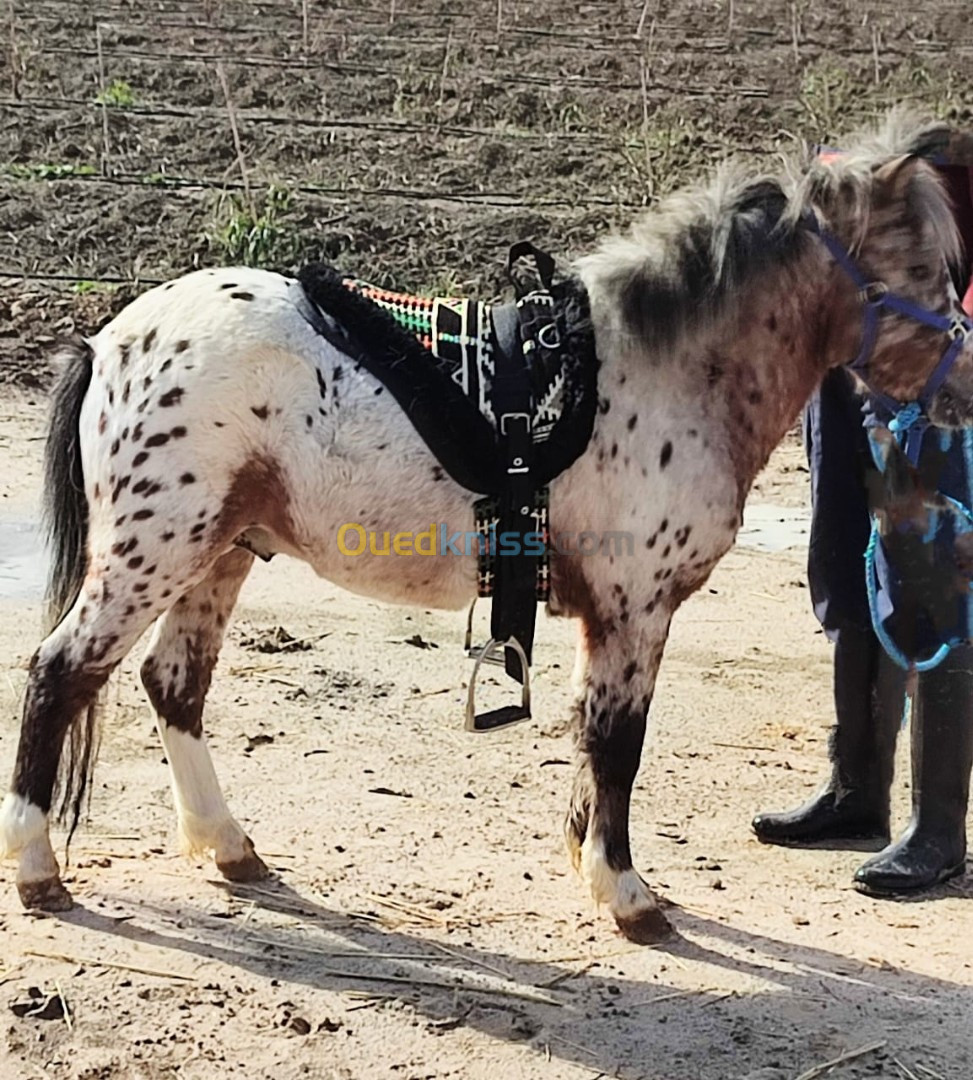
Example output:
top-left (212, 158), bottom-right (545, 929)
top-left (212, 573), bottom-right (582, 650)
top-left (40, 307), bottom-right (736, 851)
top-left (807, 214), bottom-right (973, 466)
top-left (807, 214), bottom-right (973, 673)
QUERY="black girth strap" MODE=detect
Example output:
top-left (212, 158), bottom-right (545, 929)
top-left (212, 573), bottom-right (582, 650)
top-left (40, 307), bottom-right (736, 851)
top-left (488, 242), bottom-right (560, 682)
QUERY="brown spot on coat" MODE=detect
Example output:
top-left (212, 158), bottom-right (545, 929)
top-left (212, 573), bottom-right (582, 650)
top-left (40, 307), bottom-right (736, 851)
top-left (212, 455), bottom-right (298, 554)
top-left (251, 405), bottom-right (270, 420)
top-left (145, 433), bottom-right (170, 448)
top-left (230, 291), bottom-right (255, 301)
top-left (159, 388), bottom-right (184, 407)
top-left (143, 329), bottom-right (157, 353)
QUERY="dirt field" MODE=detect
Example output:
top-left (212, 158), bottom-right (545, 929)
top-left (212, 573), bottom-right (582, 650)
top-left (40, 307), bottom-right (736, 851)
top-left (3, 2), bottom-right (973, 1079)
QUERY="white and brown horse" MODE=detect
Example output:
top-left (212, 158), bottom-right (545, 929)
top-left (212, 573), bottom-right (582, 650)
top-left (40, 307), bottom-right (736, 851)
top-left (3, 115), bottom-right (973, 942)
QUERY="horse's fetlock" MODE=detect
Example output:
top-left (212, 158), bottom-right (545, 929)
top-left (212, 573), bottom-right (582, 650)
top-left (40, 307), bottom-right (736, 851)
top-left (0, 794), bottom-right (48, 860)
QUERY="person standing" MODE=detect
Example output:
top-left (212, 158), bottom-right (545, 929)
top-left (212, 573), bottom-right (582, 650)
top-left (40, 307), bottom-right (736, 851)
top-left (752, 365), bottom-right (973, 894)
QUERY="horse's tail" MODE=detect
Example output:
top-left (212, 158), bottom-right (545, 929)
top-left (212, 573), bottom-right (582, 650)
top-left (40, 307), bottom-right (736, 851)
top-left (43, 337), bottom-right (94, 632)
top-left (41, 337), bottom-right (101, 841)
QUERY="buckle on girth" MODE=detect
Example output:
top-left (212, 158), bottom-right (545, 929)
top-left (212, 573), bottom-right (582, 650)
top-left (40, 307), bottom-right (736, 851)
top-left (463, 601), bottom-right (532, 732)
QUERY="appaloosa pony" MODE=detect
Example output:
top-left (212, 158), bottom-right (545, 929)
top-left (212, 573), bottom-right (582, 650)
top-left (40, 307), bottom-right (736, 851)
top-left (3, 115), bottom-right (973, 942)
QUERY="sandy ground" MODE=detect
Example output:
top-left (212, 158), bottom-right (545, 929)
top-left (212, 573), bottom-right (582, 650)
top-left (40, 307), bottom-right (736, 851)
top-left (0, 394), bottom-right (971, 1080)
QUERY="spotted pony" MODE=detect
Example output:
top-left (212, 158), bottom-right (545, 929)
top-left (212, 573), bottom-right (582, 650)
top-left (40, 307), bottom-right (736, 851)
top-left (3, 114), bottom-right (973, 942)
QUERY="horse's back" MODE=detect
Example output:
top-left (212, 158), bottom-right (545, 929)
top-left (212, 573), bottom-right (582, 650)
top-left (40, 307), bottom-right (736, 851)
top-left (94, 266), bottom-right (325, 377)
top-left (75, 265), bottom-right (481, 609)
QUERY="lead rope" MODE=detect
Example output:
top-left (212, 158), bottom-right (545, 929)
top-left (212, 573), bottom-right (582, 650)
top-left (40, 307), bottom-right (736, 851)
top-left (863, 520), bottom-right (952, 674)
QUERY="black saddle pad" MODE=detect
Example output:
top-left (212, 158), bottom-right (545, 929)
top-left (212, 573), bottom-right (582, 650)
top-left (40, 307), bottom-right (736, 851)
top-left (297, 262), bottom-right (599, 496)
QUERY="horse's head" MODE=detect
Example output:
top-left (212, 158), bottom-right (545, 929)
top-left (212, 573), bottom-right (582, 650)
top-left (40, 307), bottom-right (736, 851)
top-left (805, 125), bottom-right (973, 427)
top-left (867, 427), bottom-right (973, 658)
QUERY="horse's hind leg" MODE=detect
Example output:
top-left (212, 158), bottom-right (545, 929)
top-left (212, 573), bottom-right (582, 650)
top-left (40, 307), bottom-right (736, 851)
top-left (140, 547), bottom-right (269, 882)
top-left (565, 616), bottom-right (673, 944)
top-left (0, 577), bottom-right (182, 909)
top-left (0, 622), bottom-right (113, 909)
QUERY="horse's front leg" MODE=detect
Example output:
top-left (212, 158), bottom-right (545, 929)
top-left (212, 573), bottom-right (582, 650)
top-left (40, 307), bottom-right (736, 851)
top-left (565, 621), bottom-right (672, 943)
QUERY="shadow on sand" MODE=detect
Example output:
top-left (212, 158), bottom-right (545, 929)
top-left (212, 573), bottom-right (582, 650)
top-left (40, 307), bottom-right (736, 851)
top-left (53, 872), bottom-right (973, 1080)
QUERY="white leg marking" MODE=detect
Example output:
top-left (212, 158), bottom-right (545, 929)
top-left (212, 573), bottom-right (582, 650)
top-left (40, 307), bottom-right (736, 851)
top-left (0, 793), bottom-right (60, 885)
top-left (580, 832), bottom-right (618, 907)
top-left (0, 793), bottom-right (47, 857)
top-left (158, 727), bottom-right (250, 863)
top-left (580, 833), bottom-right (658, 920)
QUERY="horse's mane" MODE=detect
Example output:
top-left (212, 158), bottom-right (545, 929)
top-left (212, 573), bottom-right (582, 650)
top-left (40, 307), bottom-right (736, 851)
top-left (577, 110), bottom-right (962, 355)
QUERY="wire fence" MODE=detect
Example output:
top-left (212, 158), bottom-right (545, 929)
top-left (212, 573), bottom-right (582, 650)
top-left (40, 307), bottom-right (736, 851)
top-left (4, 0), bottom-right (973, 293)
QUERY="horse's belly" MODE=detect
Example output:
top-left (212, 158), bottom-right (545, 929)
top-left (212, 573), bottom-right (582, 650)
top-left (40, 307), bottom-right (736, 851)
top-left (292, 464), bottom-right (481, 612)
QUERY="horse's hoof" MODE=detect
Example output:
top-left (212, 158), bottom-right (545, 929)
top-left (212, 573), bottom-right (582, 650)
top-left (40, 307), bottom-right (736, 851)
top-left (216, 840), bottom-right (272, 883)
top-left (18, 876), bottom-right (74, 912)
top-left (614, 904), bottom-right (673, 944)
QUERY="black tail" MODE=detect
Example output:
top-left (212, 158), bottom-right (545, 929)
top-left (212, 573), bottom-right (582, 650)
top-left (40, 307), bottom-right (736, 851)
top-left (43, 337), bottom-right (93, 631)
top-left (41, 337), bottom-right (100, 839)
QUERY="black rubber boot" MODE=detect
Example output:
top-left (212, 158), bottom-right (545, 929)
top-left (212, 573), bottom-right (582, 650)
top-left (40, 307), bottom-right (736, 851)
top-left (752, 625), bottom-right (904, 849)
top-left (854, 645), bottom-right (973, 896)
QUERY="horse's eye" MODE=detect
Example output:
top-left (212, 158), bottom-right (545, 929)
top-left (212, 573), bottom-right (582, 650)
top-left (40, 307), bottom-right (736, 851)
top-left (907, 264), bottom-right (932, 282)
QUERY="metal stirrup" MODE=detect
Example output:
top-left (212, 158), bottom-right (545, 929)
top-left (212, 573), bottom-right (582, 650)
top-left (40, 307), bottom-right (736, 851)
top-left (465, 636), bottom-right (532, 733)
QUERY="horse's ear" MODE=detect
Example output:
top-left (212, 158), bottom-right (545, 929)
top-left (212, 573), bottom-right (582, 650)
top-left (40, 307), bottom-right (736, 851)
top-left (873, 153), bottom-right (919, 195)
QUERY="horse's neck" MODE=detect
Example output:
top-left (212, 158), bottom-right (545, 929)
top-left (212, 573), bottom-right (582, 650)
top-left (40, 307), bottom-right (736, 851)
top-left (607, 255), bottom-right (835, 505)
top-left (711, 259), bottom-right (837, 500)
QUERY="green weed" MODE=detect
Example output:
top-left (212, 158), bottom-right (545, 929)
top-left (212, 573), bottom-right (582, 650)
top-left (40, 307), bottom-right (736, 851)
top-left (95, 79), bottom-right (137, 108)
top-left (72, 280), bottom-right (120, 295)
top-left (208, 185), bottom-right (299, 267)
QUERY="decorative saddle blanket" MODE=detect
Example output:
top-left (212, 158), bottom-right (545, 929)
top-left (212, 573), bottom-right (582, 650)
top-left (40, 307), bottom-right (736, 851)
top-left (297, 247), bottom-right (599, 701)
top-left (297, 255), bottom-right (598, 497)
